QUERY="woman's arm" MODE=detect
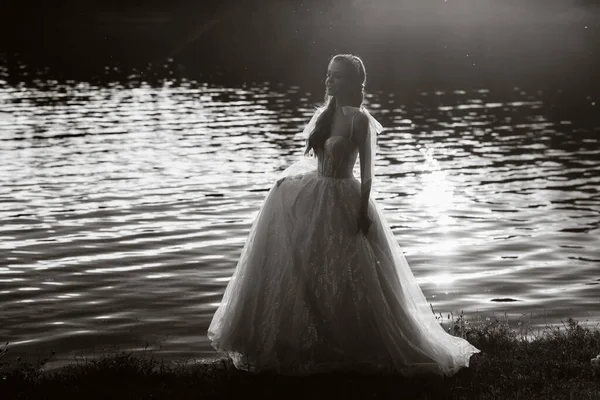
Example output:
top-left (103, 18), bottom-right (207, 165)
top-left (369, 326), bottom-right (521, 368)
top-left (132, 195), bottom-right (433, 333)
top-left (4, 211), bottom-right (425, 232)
top-left (354, 111), bottom-right (373, 233)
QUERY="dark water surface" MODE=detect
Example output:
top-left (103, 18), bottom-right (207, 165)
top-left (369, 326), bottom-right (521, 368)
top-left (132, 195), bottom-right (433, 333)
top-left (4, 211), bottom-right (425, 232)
top-left (1, 72), bottom-right (599, 369)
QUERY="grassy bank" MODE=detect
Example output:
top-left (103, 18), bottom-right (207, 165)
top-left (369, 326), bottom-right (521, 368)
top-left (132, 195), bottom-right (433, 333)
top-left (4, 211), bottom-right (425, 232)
top-left (2, 314), bottom-right (600, 400)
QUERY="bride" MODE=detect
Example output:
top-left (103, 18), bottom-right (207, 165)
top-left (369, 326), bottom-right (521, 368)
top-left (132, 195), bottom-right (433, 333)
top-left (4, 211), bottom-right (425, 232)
top-left (208, 54), bottom-right (480, 377)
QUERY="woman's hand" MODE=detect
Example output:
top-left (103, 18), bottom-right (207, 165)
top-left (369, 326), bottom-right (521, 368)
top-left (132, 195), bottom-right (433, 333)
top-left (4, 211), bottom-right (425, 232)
top-left (357, 210), bottom-right (372, 236)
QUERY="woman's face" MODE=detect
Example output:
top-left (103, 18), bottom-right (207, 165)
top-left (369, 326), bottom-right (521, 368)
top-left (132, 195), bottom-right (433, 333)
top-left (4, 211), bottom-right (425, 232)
top-left (325, 59), bottom-right (350, 98)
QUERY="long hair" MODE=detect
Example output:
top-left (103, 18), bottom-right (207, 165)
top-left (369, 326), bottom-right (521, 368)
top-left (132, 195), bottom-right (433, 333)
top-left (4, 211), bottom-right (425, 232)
top-left (305, 54), bottom-right (367, 156)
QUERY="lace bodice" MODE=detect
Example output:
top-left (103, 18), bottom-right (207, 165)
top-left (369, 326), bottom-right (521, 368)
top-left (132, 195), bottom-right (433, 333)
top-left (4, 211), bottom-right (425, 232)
top-left (317, 136), bottom-right (358, 179)
top-left (277, 105), bottom-right (381, 184)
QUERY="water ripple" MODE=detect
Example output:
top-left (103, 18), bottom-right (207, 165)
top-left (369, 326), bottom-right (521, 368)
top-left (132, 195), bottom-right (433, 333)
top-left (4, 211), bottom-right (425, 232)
top-left (0, 77), bottom-right (599, 368)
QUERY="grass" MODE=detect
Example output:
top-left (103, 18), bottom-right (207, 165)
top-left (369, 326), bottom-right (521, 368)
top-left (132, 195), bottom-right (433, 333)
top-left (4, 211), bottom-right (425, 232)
top-left (2, 312), bottom-right (600, 400)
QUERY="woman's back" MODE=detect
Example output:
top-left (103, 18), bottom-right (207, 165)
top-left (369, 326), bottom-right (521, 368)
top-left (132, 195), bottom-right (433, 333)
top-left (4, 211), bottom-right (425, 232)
top-left (317, 107), bottom-right (360, 179)
top-left (317, 135), bottom-right (358, 179)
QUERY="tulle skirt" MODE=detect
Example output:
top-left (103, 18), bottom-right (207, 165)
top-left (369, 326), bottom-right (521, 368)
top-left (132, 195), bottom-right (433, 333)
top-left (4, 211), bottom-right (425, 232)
top-left (207, 172), bottom-right (480, 376)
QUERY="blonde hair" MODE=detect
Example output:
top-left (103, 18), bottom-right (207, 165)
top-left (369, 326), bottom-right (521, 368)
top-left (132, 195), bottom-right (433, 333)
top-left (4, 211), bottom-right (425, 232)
top-left (304, 54), bottom-right (367, 156)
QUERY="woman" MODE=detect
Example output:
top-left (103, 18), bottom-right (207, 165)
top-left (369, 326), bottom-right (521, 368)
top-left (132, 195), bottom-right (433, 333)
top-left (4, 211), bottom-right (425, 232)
top-left (208, 54), bottom-right (480, 377)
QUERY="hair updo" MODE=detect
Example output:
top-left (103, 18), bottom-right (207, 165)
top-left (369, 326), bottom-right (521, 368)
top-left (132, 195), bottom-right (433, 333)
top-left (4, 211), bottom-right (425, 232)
top-left (304, 54), bottom-right (367, 156)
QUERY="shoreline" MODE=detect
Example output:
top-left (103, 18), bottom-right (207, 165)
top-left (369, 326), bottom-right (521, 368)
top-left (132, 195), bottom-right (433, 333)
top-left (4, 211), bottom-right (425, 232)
top-left (2, 314), bottom-right (600, 399)
top-left (4, 309), bottom-right (600, 377)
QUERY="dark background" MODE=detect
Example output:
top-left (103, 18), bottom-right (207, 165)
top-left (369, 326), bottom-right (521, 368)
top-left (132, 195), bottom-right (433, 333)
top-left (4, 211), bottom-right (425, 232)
top-left (0, 0), bottom-right (599, 94)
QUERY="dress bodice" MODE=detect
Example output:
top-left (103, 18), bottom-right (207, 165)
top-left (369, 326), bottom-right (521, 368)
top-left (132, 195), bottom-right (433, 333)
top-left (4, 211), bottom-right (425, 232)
top-left (317, 136), bottom-right (358, 179)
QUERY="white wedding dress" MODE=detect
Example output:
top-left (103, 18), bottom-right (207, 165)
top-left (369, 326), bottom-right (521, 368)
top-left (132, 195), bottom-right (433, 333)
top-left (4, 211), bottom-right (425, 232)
top-left (207, 106), bottom-right (480, 377)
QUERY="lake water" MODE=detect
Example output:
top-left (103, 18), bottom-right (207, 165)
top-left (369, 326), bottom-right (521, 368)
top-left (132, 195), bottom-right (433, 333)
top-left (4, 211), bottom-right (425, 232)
top-left (1, 73), bottom-right (599, 369)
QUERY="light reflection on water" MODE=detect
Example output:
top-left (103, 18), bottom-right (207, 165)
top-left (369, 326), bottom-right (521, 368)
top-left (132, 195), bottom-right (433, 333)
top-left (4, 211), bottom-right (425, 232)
top-left (1, 76), bottom-right (599, 368)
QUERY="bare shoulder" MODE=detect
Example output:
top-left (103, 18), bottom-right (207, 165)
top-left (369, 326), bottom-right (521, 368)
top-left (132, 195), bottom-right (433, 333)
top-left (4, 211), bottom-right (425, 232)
top-left (352, 110), bottom-right (370, 145)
